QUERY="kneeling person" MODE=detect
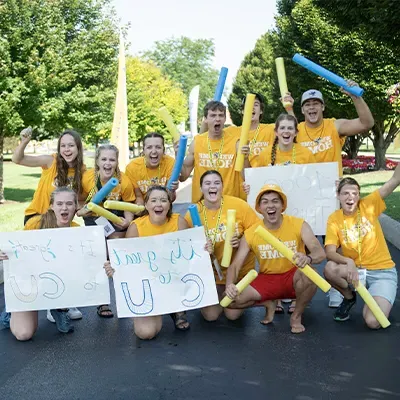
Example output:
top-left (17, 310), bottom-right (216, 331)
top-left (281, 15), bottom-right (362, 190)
top-left (225, 185), bottom-right (325, 333)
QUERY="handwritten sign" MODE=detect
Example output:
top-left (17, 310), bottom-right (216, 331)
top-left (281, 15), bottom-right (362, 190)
top-left (0, 226), bottom-right (110, 312)
top-left (245, 162), bottom-right (339, 235)
top-left (107, 227), bottom-right (219, 318)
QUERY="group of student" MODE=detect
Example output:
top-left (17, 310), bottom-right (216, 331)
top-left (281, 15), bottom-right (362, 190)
top-left (1, 81), bottom-right (399, 341)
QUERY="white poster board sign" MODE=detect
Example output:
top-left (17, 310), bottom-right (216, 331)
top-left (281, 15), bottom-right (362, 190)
top-left (0, 226), bottom-right (110, 312)
top-left (107, 227), bottom-right (219, 318)
top-left (245, 162), bottom-right (338, 235)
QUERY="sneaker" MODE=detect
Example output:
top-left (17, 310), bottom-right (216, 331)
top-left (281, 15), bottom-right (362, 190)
top-left (281, 299), bottom-right (292, 304)
top-left (334, 292), bottom-right (356, 322)
top-left (68, 307), bottom-right (82, 320)
top-left (328, 288), bottom-right (344, 308)
top-left (47, 308), bottom-right (82, 323)
top-left (0, 309), bottom-right (10, 329)
top-left (50, 309), bottom-right (74, 333)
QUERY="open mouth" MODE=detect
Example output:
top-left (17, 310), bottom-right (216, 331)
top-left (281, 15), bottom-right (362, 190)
top-left (60, 212), bottom-right (69, 220)
top-left (266, 210), bottom-right (277, 217)
top-left (149, 155), bottom-right (159, 163)
top-left (214, 123), bottom-right (221, 131)
top-left (208, 189), bottom-right (218, 200)
top-left (154, 209), bottom-right (164, 215)
top-left (103, 166), bottom-right (113, 174)
top-left (308, 111), bottom-right (317, 119)
top-left (282, 134), bottom-right (291, 140)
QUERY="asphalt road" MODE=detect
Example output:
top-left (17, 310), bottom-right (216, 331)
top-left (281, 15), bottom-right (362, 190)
top-left (0, 203), bottom-right (398, 400)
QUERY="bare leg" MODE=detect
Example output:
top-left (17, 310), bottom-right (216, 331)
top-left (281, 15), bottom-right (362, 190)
top-left (260, 300), bottom-right (277, 325)
top-left (363, 296), bottom-right (392, 330)
top-left (133, 315), bottom-right (162, 340)
top-left (228, 285), bottom-right (261, 309)
top-left (10, 311), bottom-right (38, 341)
top-left (291, 270), bottom-right (317, 334)
top-left (324, 261), bottom-right (353, 299)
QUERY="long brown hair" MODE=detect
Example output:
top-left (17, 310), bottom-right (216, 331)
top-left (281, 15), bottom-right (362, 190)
top-left (141, 185), bottom-right (173, 220)
top-left (55, 130), bottom-right (84, 195)
top-left (271, 114), bottom-right (299, 166)
top-left (39, 187), bottom-right (78, 229)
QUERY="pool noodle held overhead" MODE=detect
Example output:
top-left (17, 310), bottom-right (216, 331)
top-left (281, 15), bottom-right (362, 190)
top-left (103, 201), bottom-right (144, 214)
top-left (292, 54), bottom-right (364, 97)
top-left (275, 58), bottom-right (292, 109)
top-left (214, 67), bottom-right (228, 101)
top-left (254, 225), bottom-right (331, 293)
top-left (167, 135), bottom-right (188, 190)
top-left (91, 178), bottom-right (119, 205)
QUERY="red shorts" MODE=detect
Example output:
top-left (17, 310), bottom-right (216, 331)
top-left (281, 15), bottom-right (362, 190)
top-left (250, 268), bottom-right (297, 303)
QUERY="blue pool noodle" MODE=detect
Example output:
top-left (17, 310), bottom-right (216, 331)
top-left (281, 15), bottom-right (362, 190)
top-left (213, 67), bottom-right (228, 101)
top-left (292, 54), bottom-right (364, 97)
top-left (188, 204), bottom-right (202, 227)
top-left (167, 135), bottom-right (188, 190)
top-left (91, 177), bottom-right (119, 204)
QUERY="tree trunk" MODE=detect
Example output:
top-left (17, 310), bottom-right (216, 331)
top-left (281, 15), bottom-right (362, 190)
top-left (0, 129), bottom-right (4, 203)
top-left (372, 122), bottom-right (389, 170)
top-left (343, 135), bottom-right (363, 159)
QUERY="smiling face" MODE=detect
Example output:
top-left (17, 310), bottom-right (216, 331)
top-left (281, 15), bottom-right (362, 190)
top-left (145, 189), bottom-right (171, 222)
top-left (206, 108), bottom-right (226, 135)
top-left (51, 191), bottom-right (77, 227)
top-left (59, 134), bottom-right (79, 166)
top-left (97, 149), bottom-right (118, 181)
top-left (201, 173), bottom-right (223, 205)
top-left (143, 137), bottom-right (164, 168)
top-left (258, 192), bottom-right (283, 225)
top-left (250, 99), bottom-right (262, 123)
top-left (301, 99), bottom-right (325, 125)
top-left (275, 118), bottom-right (297, 147)
top-left (338, 184), bottom-right (360, 215)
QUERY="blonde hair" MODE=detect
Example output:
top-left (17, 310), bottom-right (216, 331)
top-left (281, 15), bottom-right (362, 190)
top-left (95, 144), bottom-right (121, 181)
top-left (40, 187), bottom-right (78, 229)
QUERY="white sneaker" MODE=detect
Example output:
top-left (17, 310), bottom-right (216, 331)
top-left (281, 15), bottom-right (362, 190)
top-left (68, 307), bottom-right (83, 320)
top-left (281, 299), bottom-right (292, 303)
top-left (328, 288), bottom-right (344, 308)
top-left (47, 308), bottom-right (82, 323)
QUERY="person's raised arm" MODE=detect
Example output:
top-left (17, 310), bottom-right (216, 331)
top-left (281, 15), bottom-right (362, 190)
top-left (225, 236), bottom-right (251, 287)
top-left (179, 140), bottom-right (195, 182)
top-left (334, 80), bottom-right (374, 137)
top-left (12, 127), bottom-right (53, 168)
top-left (379, 163), bottom-right (400, 199)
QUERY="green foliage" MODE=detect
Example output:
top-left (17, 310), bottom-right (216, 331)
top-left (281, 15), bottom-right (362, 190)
top-left (143, 37), bottom-right (219, 115)
top-left (125, 57), bottom-right (187, 143)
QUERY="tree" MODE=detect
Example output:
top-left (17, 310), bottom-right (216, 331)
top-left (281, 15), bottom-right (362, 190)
top-left (125, 57), bottom-right (187, 143)
top-left (143, 37), bottom-right (219, 119)
top-left (0, 0), bottom-right (120, 202)
top-left (231, 0), bottom-right (400, 168)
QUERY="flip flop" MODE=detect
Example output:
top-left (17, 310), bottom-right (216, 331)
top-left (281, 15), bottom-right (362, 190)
top-left (275, 305), bottom-right (285, 314)
top-left (170, 312), bottom-right (190, 331)
top-left (97, 305), bottom-right (114, 318)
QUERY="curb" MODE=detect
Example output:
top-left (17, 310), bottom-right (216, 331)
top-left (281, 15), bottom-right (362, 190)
top-left (379, 214), bottom-right (400, 250)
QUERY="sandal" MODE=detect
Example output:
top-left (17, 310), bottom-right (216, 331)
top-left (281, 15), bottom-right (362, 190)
top-left (170, 312), bottom-right (190, 331)
top-left (275, 305), bottom-right (285, 314)
top-left (97, 305), bottom-right (114, 318)
top-left (288, 303), bottom-right (296, 314)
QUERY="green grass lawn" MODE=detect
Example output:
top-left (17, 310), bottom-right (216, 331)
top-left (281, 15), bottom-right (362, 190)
top-left (1, 161), bottom-right (399, 232)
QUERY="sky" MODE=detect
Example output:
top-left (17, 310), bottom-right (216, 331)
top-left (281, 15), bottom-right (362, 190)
top-left (112, 0), bottom-right (278, 93)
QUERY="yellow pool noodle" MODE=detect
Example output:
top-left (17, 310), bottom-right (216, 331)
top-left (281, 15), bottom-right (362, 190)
top-left (87, 202), bottom-right (123, 225)
top-left (234, 93), bottom-right (255, 172)
top-left (104, 200), bottom-right (144, 214)
top-left (220, 270), bottom-right (258, 308)
top-left (355, 282), bottom-right (390, 328)
top-left (275, 57), bottom-right (292, 109)
top-left (221, 209), bottom-right (237, 268)
top-left (158, 106), bottom-right (180, 142)
top-left (254, 225), bottom-right (331, 293)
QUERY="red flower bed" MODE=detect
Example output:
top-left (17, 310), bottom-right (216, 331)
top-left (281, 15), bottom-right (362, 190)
top-left (342, 155), bottom-right (398, 173)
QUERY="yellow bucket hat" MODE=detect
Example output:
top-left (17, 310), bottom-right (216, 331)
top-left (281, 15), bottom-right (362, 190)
top-left (255, 184), bottom-right (287, 213)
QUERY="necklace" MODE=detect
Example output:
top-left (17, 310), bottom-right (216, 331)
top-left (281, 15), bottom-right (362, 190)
top-left (304, 120), bottom-right (324, 144)
top-left (343, 209), bottom-right (362, 266)
top-left (202, 198), bottom-right (224, 247)
top-left (249, 124), bottom-right (261, 155)
top-left (144, 157), bottom-right (161, 185)
top-left (278, 144), bottom-right (296, 165)
top-left (207, 132), bottom-right (224, 170)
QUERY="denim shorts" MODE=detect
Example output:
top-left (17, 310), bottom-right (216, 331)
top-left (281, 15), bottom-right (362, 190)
top-left (366, 267), bottom-right (398, 305)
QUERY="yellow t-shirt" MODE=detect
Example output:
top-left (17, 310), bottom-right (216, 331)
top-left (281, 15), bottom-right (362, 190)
top-left (81, 169), bottom-right (136, 207)
top-left (25, 154), bottom-right (79, 216)
top-left (192, 130), bottom-right (242, 203)
top-left (133, 214), bottom-right (180, 237)
top-left (251, 142), bottom-right (316, 167)
top-left (325, 190), bottom-right (394, 270)
top-left (24, 215), bottom-right (80, 230)
top-left (184, 195), bottom-right (261, 284)
top-left (125, 155), bottom-right (175, 197)
top-left (244, 215), bottom-right (305, 275)
top-left (297, 118), bottom-right (345, 176)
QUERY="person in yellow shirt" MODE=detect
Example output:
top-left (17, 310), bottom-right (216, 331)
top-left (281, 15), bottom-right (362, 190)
top-left (180, 101), bottom-right (242, 202)
top-left (0, 187), bottom-right (102, 340)
top-left (184, 170), bottom-right (261, 322)
top-left (125, 132), bottom-right (179, 204)
top-left (104, 185), bottom-right (191, 339)
top-left (78, 144), bottom-right (137, 238)
top-left (224, 184), bottom-right (325, 333)
top-left (12, 128), bottom-right (85, 226)
top-left (324, 163), bottom-right (400, 328)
